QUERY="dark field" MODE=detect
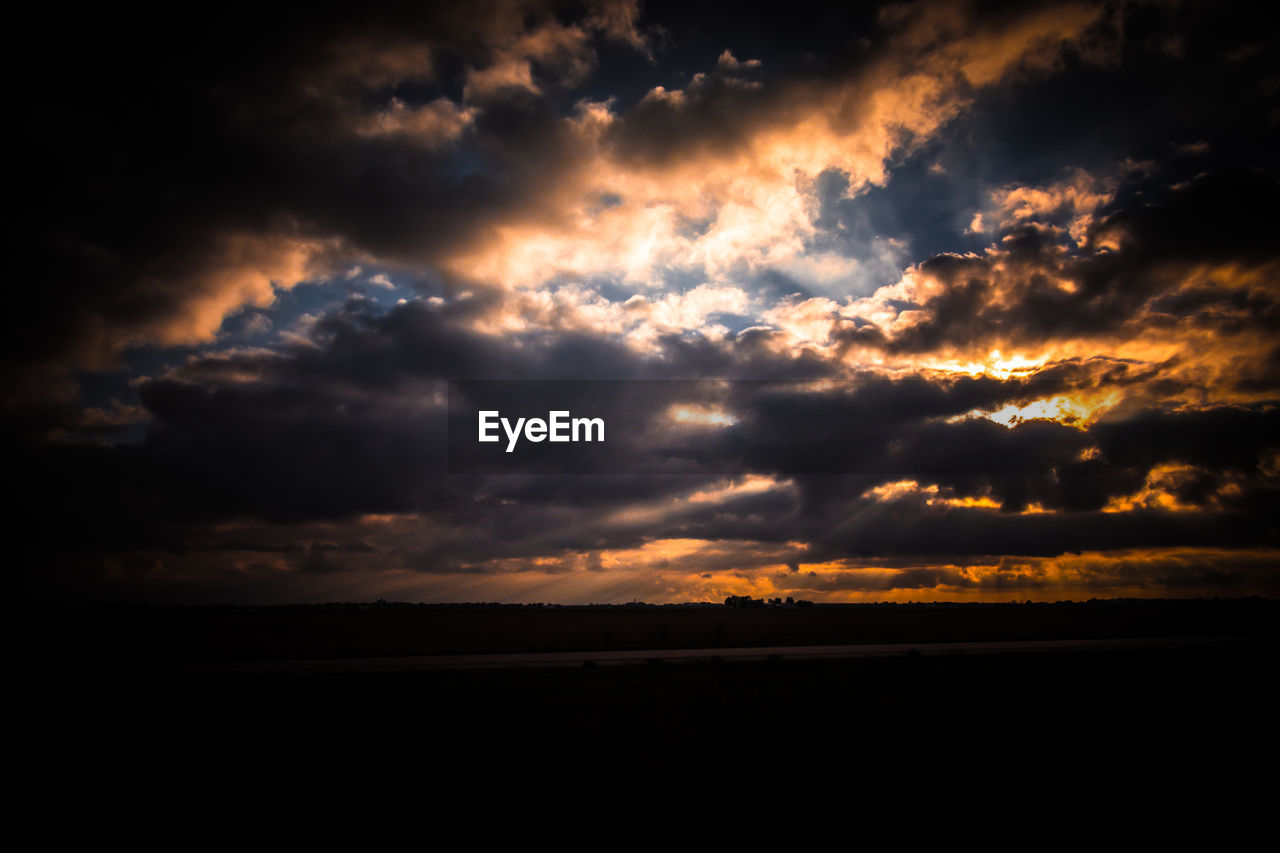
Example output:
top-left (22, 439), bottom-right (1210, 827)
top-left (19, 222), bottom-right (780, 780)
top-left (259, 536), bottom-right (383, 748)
top-left (15, 600), bottom-right (1279, 803)
top-left (22, 597), bottom-right (1280, 662)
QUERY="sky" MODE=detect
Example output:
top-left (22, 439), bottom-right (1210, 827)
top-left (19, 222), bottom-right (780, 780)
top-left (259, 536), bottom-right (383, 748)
top-left (9, 0), bottom-right (1280, 604)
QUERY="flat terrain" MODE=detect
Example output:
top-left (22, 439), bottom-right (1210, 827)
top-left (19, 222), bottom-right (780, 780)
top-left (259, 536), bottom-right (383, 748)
top-left (15, 600), bottom-right (1278, 801)
top-left (20, 639), bottom-right (1280, 798)
top-left (21, 598), bottom-right (1280, 662)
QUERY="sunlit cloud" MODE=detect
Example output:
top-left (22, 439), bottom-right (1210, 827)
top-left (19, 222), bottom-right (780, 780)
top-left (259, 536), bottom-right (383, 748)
top-left (14, 0), bottom-right (1280, 605)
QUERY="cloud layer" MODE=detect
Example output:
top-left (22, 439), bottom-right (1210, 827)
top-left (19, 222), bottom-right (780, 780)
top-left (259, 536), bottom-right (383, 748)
top-left (12, 0), bottom-right (1280, 603)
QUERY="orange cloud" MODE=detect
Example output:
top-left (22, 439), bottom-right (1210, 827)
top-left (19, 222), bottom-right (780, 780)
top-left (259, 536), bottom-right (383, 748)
top-left (447, 0), bottom-right (1111, 337)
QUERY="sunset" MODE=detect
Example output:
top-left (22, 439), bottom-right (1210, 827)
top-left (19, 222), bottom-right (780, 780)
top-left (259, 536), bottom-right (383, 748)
top-left (13, 0), bottom-right (1279, 606)
top-left (11, 0), bottom-right (1280, 802)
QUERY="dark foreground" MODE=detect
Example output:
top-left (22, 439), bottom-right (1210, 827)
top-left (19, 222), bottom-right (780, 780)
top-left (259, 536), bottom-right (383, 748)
top-left (15, 600), bottom-right (1279, 804)
top-left (19, 642), bottom-right (1279, 804)
top-left (23, 597), bottom-right (1280, 660)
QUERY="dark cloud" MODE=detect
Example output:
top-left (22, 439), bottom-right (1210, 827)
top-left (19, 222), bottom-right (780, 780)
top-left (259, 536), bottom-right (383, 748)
top-left (13, 0), bottom-right (651, 381)
top-left (15, 304), bottom-right (1278, 580)
top-left (839, 168), bottom-right (1280, 359)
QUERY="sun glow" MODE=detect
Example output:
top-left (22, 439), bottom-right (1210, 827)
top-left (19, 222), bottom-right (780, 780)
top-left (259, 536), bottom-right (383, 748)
top-left (974, 389), bottom-right (1124, 429)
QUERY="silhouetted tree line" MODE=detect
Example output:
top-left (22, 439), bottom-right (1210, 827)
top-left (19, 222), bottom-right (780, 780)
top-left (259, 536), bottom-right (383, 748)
top-left (724, 595), bottom-right (813, 608)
